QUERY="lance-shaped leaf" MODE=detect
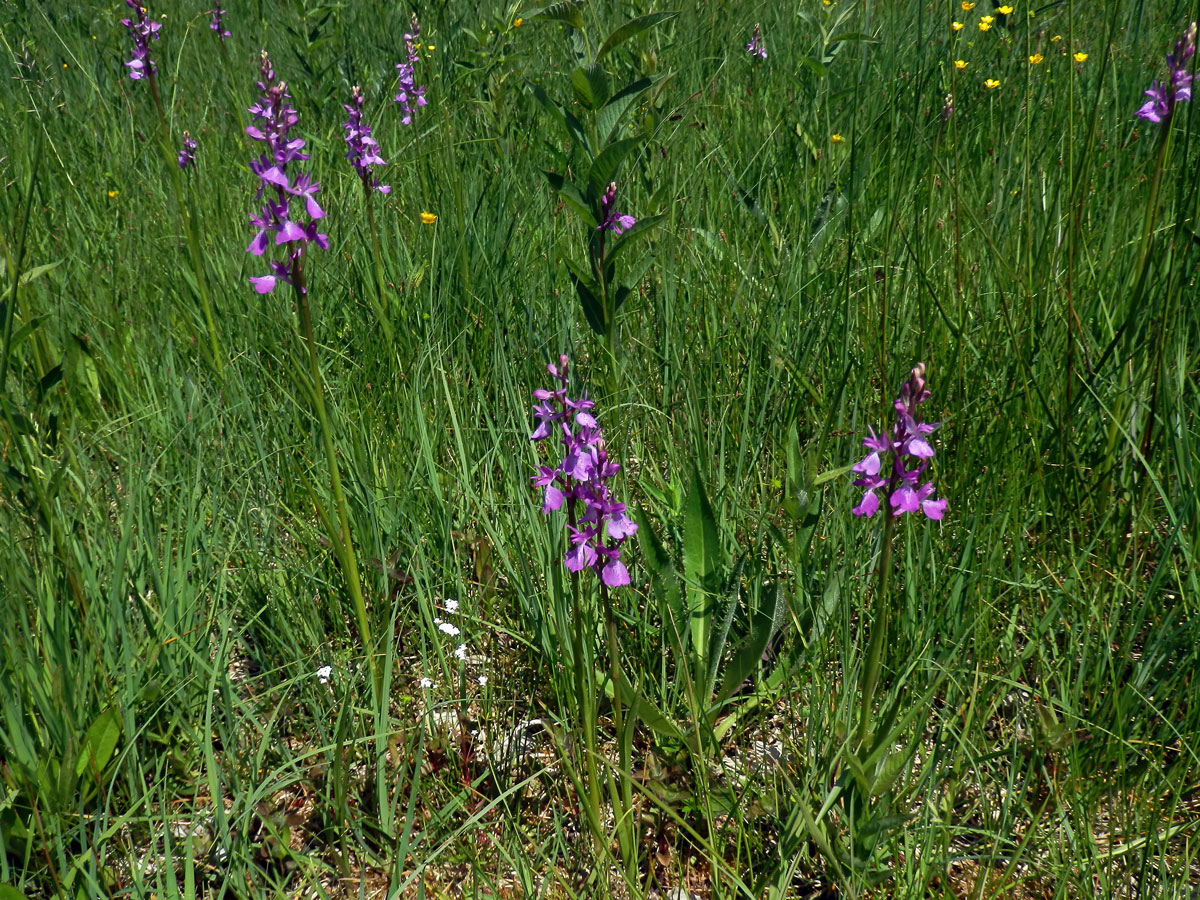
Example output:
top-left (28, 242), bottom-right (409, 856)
top-left (562, 256), bottom-right (608, 335)
top-left (543, 170), bottom-right (595, 223)
top-left (713, 580), bottom-right (787, 707)
top-left (571, 63), bottom-right (610, 111)
top-left (587, 136), bottom-right (643, 198)
top-left (597, 11), bottom-right (678, 60)
top-left (683, 465), bottom-right (722, 678)
top-left (519, 0), bottom-right (585, 29)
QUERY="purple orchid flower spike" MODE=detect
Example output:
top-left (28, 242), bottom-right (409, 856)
top-left (344, 85), bottom-right (390, 194)
top-left (244, 52), bottom-right (327, 294)
top-left (598, 182), bottom-right (636, 235)
top-left (746, 23), bottom-right (767, 60)
top-left (850, 363), bottom-right (947, 521)
top-left (121, 0), bottom-right (161, 82)
top-left (1137, 21), bottom-right (1196, 124)
top-left (209, 8), bottom-right (230, 42)
top-left (530, 356), bottom-right (638, 587)
top-left (177, 131), bottom-right (197, 170)
top-left (395, 13), bottom-right (428, 125)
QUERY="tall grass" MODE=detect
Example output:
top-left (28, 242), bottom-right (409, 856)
top-left (1, 1), bottom-right (1198, 897)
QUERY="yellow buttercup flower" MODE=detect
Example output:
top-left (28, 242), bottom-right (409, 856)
top-left (426, 44), bottom-right (435, 51)
top-left (823, 0), bottom-right (833, 5)
top-left (978, 20), bottom-right (992, 31)
top-left (955, 59), bottom-right (968, 69)
top-left (108, 190), bottom-right (118, 198)
top-left (961, 1), bottom-right (975, 9)
top-left (513, 16), bottom-right (523, 27)
top-left (998, 5), bottom-right (1013, 13)
top-left (420, 212), bottom-right (438, 224)
top-left (1073, 51), bottom-right (1088, 62)
top-left (980, 15), bottom-right (994, 24)
top-left (984, 78), bottom-right (1000, 89)
top-left (1029, 53), bottom-right (1043, 64)
top-left (952, 21), bottom-right (964, 31)
top-left (1050, 34), bottom-right (1062, 42)
top-left (831, 133), bottom-right (844, 143)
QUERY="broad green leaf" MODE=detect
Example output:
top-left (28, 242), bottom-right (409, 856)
top-left (18, 260), bottom-right (61, 285)
top-left (542, 170), bottom-right (595, 223)
top-left (606, 215), bottom-right (665, 268)
top-left (633, 505), bottom-right (685, 649)
top-left (596, 12), bottom-right (678, 60)
top-left (683, 465), bottom-right (721, 670)
top-left (530, 83), bottom-right (589, 151)
top-left (705, 557), bottom-right (744, 700)
top-left (75, 708), bottom-right (121, 778)
top-left (0, 885), bottom-right (29, 900)
top-left (571, 63), bottom-right (610, 110)
top-left (595, 77), bottom-right (655, 145)
top-left (561, 256), bottom-right (607, 335)
top-left (624, 676), bottom-right (684, 740)
top-left (519, 0), bottom-right (584, 29)
top-left (587, 136), bottom-right (643, 197)
top-left (714, 580), bottom-right (786, 706)
top-left (797, 57), bottom-right (828, 81)
top-left (857, 812), bottom-right (911, 838)
top-left (827, 31), bottom-right (877, 45)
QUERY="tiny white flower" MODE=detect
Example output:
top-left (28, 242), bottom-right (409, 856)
top-left (419, 677), bottom-right (435, 689)
top-left (316, 665), bottom-right (333, 684)
top-left (454, 643), bottom-right (467, 660)
top-left (433, 617), bottom-right (443, 625)
top-left (478, 675), bottom-right (488, 686)
top-left (444, 598), bottom-right (459, 613)
top-left (438, 622), bottom-right (461, 636)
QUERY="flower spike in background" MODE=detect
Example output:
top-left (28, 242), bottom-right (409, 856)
top-left (746, 23), bottom-right (766, 59)
top-left (1136, 21), bottom-right (1195, 124)
top-left (343, 86), bottom-right (390, 194)
top-left (177, 131), bottom-right (197, 169)
top-left (850, 363), bottom-right (947, 520)
top-left (244, 51), bottom-right (328, 294)
top-left (121, 0), bottom-right (161, 82)
top-left (395, 13), bottom-right (427, 125)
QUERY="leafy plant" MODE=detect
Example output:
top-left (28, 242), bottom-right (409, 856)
top-left (523, 1), bottom-right (675, 363)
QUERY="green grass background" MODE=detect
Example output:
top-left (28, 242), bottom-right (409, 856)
top-left (1, 0), bottom-right (1198, 896)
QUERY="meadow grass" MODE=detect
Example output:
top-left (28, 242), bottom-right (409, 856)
top-left (1, 1), bottom-right (1198, 897)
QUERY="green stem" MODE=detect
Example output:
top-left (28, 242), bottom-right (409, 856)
top-left (567, 501), bottom-right (605, 860)
top-left (856, 507), bottom-right (895, 750)
top-left (603, 583), bottom-right (635, 879)
top-left (365, 191), bottom-right (396, 347)
top-left (292, 255), bottom-right (377, 690)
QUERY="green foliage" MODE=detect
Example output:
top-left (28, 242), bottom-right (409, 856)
top-left (0, 0), bottom-right (1197, 896)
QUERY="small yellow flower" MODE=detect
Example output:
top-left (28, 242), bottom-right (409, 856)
top-left (984, 78), bottom-right (1001, 89)
top-left (955, 59), bottom-right (968, 69)
top-left (1028, 53), bottom-right (1043, 64)
top-left (1050, 34), bottom-right (1062, 42)
top-left (952, 21), bottom-right (964, 31)
top-left (961, 1), bottom-right (975, 9)
top-left (978, 20), bottom-right (992, 31)
top-left (420, 212), bottom-right (438, 224)
top-left (426, 43), bottom-right (435, 51)
top-left (831, 133), bottom-right (844, 143)
top-left (823, 0), bottom-right (833, 5)
top-left (1073, 51), bottom-right (1088, 62)
top-left (980, 15), bottom-right (994, 24)
top-left (108, 190), bottom-right (118, 198)
top-left (998, 4), bottom-right (1013, 13)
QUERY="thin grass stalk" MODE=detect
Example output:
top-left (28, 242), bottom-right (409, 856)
top-left (145, 67), bottom-right (223, 378)
top-left (601, 581), bottom-right (635, 881)
top-left (364, 192), bottom-right (395, 347)
top-left (292, 256), bottom-right (377, 691)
